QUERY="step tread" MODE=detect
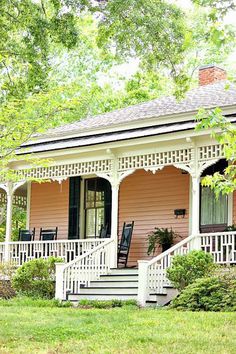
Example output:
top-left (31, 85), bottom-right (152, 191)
top-left (101, 274), bottom-right (138, 277)
top-left (91, 280), bottom-right (138, 283)
top-left (110, 268), bottom-right (138, 270)
top-left (69, 293), bottom-right (138, 296)
top-left (163, 285), bottom-right (174, 289)
top-left (81, 286), bottom-right (138, 290)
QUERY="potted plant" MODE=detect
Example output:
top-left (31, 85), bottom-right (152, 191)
top-left (147, 227), bottom-right (180, 255)
top-left (225, 224), bottom-right (236, 231)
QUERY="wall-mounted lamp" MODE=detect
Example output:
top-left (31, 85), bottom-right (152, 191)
top-left (174, 209), bottom-right (186, 218)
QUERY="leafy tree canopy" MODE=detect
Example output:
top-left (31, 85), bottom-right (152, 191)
top-left (0, 0), bottom-right (91, 100)
top-left (0, 0), bottom-right (235, 181)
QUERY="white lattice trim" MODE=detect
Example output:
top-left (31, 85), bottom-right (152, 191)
top-left (0, 193), bottom-right (27, 209)
top-left (198, 144), bottom-right (224, 162)
top-left (16, 159), bottom-right (112, 180)
top-left (118, 148), bottom-right (193, 171)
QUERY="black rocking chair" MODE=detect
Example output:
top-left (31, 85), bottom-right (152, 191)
top-left (117, 221), bottom-right (134, 268)
top-left (99, 224), bottom-right (109, 238)
top-left (18, 228), bottom-right (35, 242)
top-left (40, 227), bottom-right (58, 241)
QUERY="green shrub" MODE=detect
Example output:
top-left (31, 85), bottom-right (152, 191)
top-left (0, 280), bottom-right (15, 299)
top-left (166, 250), bottom-right (215, 290)
top-left (171, 268), bottom-right (236, 311)
top-left (0, 262), bottom-right (17, 299)
top-left (12, 257), bottom-right (63, 299)
top-left (0, 261), bottom-right (17, 280)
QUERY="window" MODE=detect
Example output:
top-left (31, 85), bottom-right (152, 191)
top-left (201, 187), bottom-right (228, 226)
top-left (84, 178), bottom-right (111, 238)
top-left (200, 159), bottom-right (228, 231)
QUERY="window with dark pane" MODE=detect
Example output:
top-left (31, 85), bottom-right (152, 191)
top-left (200, 159), bottom-right (228, 232)
top-left (84, 178), bottom-right (111, 238)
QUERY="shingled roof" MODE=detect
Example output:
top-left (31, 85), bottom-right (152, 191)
top-left (44, 80), bottom-right (236, 138)
top-left (20, 80), bottom-right (236, 153)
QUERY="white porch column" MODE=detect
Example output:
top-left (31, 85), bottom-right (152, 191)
top-left (191, 175), bottom-right (201, 249)
top-left (26, 181), bottom-right (31, 229)
top-left (97, 158), bottom-right (135, 269)
top-left (110, 181), bottom-right (119, 268)
top-left (5, 182), bottom-right (13, 262)
top-left (191, 175), bottom-right (200, 235)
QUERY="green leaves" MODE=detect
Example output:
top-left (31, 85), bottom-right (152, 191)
top-left (0, 86), bottom-right (87, 181)
top-left (12, 257), bottom-right (63, 299)
top-left (97, 0), bottom-right (187, 80)
top-left (166, 250), bottom-right (215, 291)
top-left (171, 268), bottom-right (236, 311)
top-left (196, 107), bottom-right (236, 195)
top-left (0, 0), bottom-right (80, 100)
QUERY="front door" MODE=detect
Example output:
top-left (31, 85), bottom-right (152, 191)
top-left (84, 177), bottom-right (111, 238)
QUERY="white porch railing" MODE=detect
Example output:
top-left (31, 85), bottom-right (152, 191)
top-left (55, 238), bottom-right (113, 300)
top-left (138, 231), bottom-right (236, 306)
top-left (0, 239), bottom-right (106, 267)
top-left (0, 243), bottom-right (5, 263)
top-left (200, 231), bottom-right (236, 264)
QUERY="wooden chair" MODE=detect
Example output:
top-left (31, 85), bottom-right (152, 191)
top-left (99, 224), bottom-right (109, 238)
top-left (117, 221), bottom-right (134, 268)
top-left (18, 228), bottom-right (35, 242)
top-left (39, 227), bottom-right (58, 241)
top-left (18, 228), bottom-right (35, 263)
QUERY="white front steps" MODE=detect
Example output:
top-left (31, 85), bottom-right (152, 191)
top-left (67, 268), bottom-right (138, 302)
top-left (66, 268), bottom-right (177, 306)
top-left (147, 287), bottom-right (179, 306)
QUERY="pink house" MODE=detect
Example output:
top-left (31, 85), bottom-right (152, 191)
top-left (0, 65), bottom-right (236, 305)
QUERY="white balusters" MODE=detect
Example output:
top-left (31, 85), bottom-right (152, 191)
top-left (0, 239), bottom-right (106, 267)
top-left (200, 232), bottom-right (236, 264)
top-left (137, 233), bottom-right (199, 305)
top-left (56, 239), bottom-right (113, 300)
top-left (138, 231), bottom-right (236, 306)
top-left (0, 243), bottom-right (5, 263)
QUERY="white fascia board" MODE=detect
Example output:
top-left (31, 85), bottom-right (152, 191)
top-left (13, 126), bottom-right (220, 170)
top-left (23, 105), bottom-right (236, 145)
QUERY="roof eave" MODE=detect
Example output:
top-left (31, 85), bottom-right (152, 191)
top-left (22, 103), bottom-right (236, 147)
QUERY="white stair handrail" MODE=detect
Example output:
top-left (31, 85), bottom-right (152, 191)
top-left (147, 233), bottom-right (197, 266)
top-left (55, 238), bottom-right (114, 300)
top-left (137, 233), bottom-right (199, 306)
top-left (138, 230), bottom-right (236, 306)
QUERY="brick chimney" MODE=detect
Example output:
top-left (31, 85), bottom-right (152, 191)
top-left (199, 65), bottom-right (227, 86)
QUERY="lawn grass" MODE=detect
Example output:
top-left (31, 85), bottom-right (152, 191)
top-left (0, 298), bottom-right (235, 354)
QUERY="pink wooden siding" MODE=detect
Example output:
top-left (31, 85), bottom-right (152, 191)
top-left (29, 180), bottom-right (69, 240)
top-left (118, 167), bottom-right (190, 266)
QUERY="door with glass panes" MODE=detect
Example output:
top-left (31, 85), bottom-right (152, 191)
top-left (200, 160), bottom-right (228, 233)
top-left (84, 177), bottom-right (111, 238)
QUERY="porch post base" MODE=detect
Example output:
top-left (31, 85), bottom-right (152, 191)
top-left (55, 262), bottom-right (66, 301)
top-left (137, 260), bottom-right (149, 307)
top-left (4, 242), bottom-right (10, 263)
